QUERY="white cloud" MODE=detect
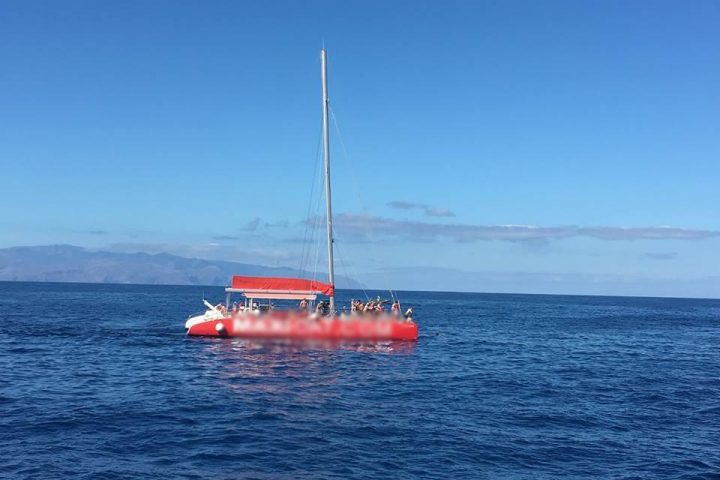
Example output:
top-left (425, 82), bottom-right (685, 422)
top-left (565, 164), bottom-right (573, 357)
top-left (387, 201), bottom-right (455, 217)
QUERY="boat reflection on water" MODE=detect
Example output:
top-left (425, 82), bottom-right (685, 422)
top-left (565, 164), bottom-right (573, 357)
top-left (191, 338), bottom-right (416, 400)
top-left (198, 338), bottom-right (417, 357)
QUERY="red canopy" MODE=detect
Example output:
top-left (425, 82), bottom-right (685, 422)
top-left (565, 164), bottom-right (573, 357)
top-left (230, 276), bottom-right (335, 296)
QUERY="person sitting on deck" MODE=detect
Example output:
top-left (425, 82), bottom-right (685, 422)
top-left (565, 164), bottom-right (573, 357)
top-left (298, 298), bottom-right (309, 312)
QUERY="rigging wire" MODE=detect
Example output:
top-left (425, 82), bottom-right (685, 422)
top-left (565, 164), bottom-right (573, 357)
top-left (333, 229), bottom-right (369, 302)
top-left (329, 107), bottom-right (366, 215)
top-left (298, 122), bottom-right (325, 277)
top-left (311, 174), bottom-right (326, 284)
top-left (329, 106), bottom-right (398, 304)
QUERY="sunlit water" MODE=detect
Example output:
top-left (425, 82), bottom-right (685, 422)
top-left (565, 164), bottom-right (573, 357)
top-left (1, 282), bottom-right (719, 479)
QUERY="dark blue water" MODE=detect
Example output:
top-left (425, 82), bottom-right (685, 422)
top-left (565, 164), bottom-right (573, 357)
top-left (1, 282), bottom-right (719, 479)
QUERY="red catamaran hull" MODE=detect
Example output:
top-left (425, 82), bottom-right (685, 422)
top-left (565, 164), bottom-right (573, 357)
top-left (187, 316), bottom-right (418, 341)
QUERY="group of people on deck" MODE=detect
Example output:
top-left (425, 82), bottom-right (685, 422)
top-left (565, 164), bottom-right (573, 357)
top-left (350, 297), bottom-right (412, 319)
top-left (350, 299), bottom-right (389, 314)
top-left (214, 302), bottom-right (253, 316)
top-left (296, 297), bottom-right (413, 320)
top-left (351, 298), bottom-right (414, 320)
top-left (214, 297), bottom-right (413, 321)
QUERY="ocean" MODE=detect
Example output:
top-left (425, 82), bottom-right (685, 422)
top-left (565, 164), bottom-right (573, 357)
top-left (1, 282), bottom-right (719, 479)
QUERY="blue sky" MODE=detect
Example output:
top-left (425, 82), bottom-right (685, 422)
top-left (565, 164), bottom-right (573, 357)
top-left (1, 1), bottom-right (719, 297)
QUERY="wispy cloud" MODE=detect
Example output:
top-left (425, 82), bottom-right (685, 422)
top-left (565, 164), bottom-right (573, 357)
top-left (322, 214), bottom-right (720, 243)
top-left (213, 218), bottom-right (290, 241)
top-left (645, 252), bottom-right (678, 260)
top-left (230, 218), bottom-right (290, 234)
top-left (106, 242), bottom-right (295, 264)
top-left (387, 201), bottom-right (455, 217)
top-left (425, 207), bottom-right (454, 217)
top-left (68, 228), bottom-right (110, 235)
top-left (242, 218), bottom-right (262, 232)
top-left (264, 220), bottom-right (290, 229)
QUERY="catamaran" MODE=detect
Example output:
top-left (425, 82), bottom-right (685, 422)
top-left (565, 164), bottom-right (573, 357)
top-left (184, 50), bottom-right (419, 341)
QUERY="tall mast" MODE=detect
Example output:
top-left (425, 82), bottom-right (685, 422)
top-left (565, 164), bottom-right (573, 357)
top-left (320, 49), bottom-right (336, 313)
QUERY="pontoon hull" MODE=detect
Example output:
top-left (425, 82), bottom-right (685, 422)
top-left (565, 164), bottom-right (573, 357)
top-left (187, 316), bottom-right (418, 341)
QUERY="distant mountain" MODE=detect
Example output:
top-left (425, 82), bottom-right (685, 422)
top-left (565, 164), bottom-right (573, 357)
top-left (0, 245), bottom-right (364, 288)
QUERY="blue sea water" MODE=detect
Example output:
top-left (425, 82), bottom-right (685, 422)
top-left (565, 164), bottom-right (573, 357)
top-left (1, 282), bottom-right (719, 479)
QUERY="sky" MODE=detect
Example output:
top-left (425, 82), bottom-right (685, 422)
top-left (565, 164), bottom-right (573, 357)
top-left (1, 1), bottom-right (719, 297)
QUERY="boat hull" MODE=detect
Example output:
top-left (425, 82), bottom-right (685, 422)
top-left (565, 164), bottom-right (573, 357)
top-left (187, 315), bottom-right (418, 341)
